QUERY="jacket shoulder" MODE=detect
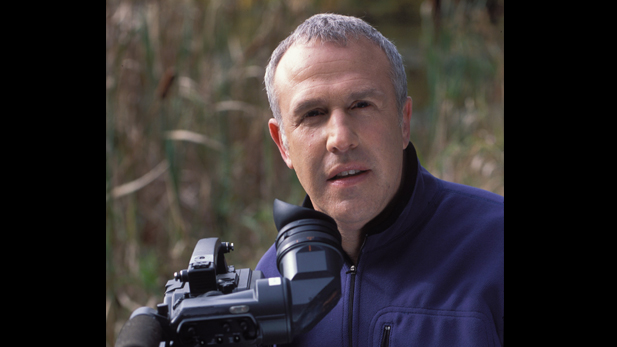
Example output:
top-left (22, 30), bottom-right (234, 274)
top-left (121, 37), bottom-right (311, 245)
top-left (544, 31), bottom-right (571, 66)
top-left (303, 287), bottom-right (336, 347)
top-left (254, 243), bottom-right (280, 278)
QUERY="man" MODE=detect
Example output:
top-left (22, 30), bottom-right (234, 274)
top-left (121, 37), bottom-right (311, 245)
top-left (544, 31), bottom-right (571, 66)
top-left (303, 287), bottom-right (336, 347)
top-left (256, 13), bottom-right (503, 346)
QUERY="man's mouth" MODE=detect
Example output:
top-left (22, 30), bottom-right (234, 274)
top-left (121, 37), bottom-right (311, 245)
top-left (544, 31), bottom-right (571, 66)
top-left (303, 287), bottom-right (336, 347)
top-left (328, 169), bottom-right (367, 181)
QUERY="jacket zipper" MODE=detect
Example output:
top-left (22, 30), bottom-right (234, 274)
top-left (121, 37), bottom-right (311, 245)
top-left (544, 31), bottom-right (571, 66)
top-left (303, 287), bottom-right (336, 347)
top-left (346, 235), bottom-right (367, 347)
top-left (347, 264), bottom-right (357, 347)
top-left (380, 325), bottom-right (391, 347)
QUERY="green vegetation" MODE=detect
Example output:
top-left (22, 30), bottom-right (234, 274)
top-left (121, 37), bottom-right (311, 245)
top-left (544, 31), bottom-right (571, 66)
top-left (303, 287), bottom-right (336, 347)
top-left (106, 1), bottom-right (503, 345)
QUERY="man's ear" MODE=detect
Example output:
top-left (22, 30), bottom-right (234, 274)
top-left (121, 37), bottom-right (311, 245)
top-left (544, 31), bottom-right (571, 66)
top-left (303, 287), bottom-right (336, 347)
top-left (268, 118), bottom-right (294, 169)
top-left (401, 96), bottom-right (412, 149)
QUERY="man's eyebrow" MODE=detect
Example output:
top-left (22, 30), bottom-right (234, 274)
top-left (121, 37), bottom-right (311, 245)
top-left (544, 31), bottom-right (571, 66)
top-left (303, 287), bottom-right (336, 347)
top-left (291, 98), bottom-right (327, 117)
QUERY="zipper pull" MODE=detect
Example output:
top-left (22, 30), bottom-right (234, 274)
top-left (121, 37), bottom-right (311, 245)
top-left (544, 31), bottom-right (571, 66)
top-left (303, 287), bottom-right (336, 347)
top-left (346, 265), bottom-right (356, 274)
top-left (380, 325), bottom-right (391, 347)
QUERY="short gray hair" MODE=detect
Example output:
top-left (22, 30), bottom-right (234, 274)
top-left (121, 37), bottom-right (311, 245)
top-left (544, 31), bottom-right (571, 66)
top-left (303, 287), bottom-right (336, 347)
top-left (264, 13), bottom-right (407, 147)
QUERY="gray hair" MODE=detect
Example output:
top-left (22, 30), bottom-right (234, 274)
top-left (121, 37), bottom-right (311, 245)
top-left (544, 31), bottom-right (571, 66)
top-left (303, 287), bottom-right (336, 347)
top-left (264, 13), bottom-right (407, 147)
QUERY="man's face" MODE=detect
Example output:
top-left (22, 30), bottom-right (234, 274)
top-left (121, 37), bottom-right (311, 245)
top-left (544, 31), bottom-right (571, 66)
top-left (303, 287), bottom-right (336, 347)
top-left (269, 38), bottom-right (411, 232)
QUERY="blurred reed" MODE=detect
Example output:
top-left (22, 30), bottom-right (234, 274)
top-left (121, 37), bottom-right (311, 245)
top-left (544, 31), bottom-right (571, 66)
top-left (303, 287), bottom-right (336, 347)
top-left (106, 1), bottom-right (503, 345)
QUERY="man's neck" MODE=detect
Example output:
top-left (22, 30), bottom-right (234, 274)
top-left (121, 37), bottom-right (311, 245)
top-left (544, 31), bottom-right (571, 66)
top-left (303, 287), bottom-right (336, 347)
top-left (339, 229), bottom-right (365, 265)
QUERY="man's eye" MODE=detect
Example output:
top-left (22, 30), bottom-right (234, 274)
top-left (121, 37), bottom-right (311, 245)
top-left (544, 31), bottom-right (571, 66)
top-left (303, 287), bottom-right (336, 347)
top-left (305, 110), bottom-right (324, 118)
top-left (352, 101), bottom-right (370, 109)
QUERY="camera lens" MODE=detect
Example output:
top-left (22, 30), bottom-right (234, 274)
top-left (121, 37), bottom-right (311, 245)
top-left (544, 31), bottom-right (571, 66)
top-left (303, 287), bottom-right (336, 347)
top-left (272, 199), bottom-right (344, 335)
top-left (273, 200), bottom-right (342, 277)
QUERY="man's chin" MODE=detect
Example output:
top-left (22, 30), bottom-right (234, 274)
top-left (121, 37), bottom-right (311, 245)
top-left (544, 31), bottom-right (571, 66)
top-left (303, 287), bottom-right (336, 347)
top-left (317, 200), bottom-right (380, 232)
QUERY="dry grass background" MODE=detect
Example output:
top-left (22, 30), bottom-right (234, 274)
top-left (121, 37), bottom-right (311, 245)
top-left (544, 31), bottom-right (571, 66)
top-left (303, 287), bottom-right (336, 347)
top-left (105, 0), bottom-right (503, 345)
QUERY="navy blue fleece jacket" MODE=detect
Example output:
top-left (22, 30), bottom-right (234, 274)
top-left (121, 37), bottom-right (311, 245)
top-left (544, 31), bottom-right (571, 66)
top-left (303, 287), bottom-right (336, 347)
top-left (255, 144), bottom-right (504, 346)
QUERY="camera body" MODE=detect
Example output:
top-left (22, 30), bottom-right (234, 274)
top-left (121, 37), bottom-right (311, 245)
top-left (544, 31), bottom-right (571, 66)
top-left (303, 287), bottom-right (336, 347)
top-left (159, 237), bottom-right (290, 346)
top-left (116, 200), bottom-right (344, 347)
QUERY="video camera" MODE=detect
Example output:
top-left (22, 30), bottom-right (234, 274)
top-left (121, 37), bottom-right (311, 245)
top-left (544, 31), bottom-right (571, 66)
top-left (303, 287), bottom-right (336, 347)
top-left (115, 199), bottom-right (344, 347)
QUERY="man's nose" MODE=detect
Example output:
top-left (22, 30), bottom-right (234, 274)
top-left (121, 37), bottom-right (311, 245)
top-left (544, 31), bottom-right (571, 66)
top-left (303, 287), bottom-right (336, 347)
top-left (326, 109), bottom-right (358, 153)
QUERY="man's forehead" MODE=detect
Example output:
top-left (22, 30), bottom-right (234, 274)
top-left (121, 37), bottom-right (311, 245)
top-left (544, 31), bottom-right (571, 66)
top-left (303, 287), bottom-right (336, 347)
top-left (274, 38), bottom-right (387, 86)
